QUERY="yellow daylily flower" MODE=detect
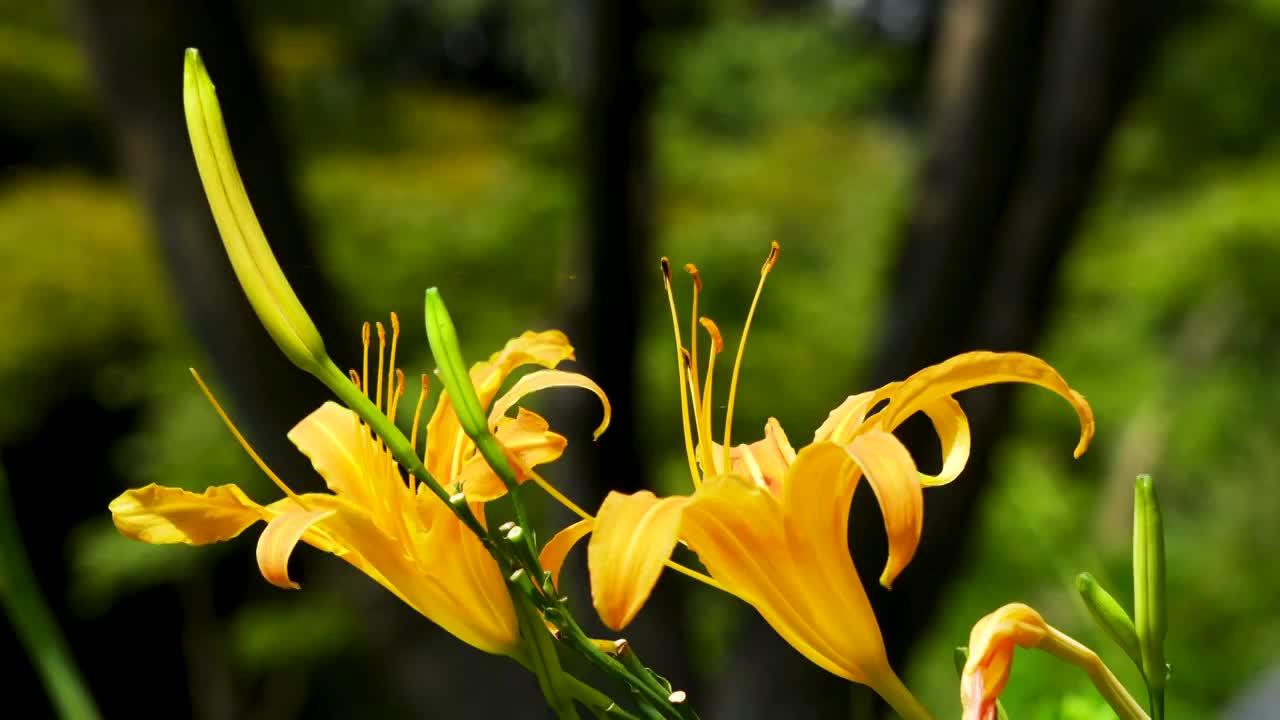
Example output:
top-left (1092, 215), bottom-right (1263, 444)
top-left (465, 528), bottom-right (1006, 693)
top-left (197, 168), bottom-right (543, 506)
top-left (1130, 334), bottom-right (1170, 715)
top-left (542, 244), bottom-right (1094, 715)
top-left (962, 603), bottom-right (1149, 720)
top-left (109, 317), bottom-right (607, 658)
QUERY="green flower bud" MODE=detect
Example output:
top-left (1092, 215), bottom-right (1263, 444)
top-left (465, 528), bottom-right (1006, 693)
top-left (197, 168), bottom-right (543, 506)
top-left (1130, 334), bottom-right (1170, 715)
top-left (1076, 572), bottom-right (1141, 668)
top-left (183, 48), bottom-right (328, 374)
top-left (423, 288), bottom-right (487, 437)
top-left (1133, 474), bottom-right (1167, 710)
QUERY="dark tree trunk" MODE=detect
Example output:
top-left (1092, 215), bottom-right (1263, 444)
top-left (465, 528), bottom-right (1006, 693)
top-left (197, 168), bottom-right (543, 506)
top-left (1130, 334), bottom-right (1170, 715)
top-left (711, 1), bottom-right (1178, 717)
top-left (557, 0), bottom-right (702, 701)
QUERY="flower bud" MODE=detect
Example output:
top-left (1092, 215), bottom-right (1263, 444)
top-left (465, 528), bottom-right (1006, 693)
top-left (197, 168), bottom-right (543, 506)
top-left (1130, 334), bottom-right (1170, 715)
top-left (183, 48), bottom-right (328, 374)
top-left (424, 288), bottom-right (487, 436)
top-left (1076, 572), bottom-right (1141, 668)
top-left (1133, 474), bottom-right (1167, 703)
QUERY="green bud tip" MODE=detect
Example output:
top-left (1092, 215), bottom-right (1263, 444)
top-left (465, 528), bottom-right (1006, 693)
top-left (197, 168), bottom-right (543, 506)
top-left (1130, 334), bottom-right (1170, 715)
top-left (1075, 572), bottom-right (1142, 667)
top-left (506, 525), bottom-right (525, 542)
top-left (182, 47), bottom-right (328, 374)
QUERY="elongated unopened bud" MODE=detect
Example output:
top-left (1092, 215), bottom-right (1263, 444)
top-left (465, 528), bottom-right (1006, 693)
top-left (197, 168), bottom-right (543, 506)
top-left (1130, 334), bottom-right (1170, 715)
top-left (424, 288), bottom-right (487, 436)
top-left (183, 48), bottom-right (328, 373)
top-left (1076, 572), bottom-right (1142, 668)
top-left (1133, 475), bottom-right (1167, 704)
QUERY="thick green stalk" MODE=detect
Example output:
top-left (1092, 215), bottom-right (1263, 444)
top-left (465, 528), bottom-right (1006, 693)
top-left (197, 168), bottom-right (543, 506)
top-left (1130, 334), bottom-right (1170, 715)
top-left (1133, 475), bottom-right (1167, 720)
top-left (0, 465), bottom-right (101, 720)
top-left (511, 585), bottom-right (580, 719)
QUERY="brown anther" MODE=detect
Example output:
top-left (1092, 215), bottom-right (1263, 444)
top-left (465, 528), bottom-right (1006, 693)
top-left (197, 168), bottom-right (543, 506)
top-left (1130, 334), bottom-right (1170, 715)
top-left (348, 369), bottom-right (361, 386)
top-left (763, 241), bottom-right (780, 274)
top-left (699, 317), bottom-right (724, 353)
top-left (660, 257), bottom-right (673, 285)
top-left (684, 263), bottom-right (702, 292)
top-left (421, 374), bottom-right (430, 392)
top-left (362, 321), bottom-right (371, 344)
top-left (679, 347), bottom-right (692, 369)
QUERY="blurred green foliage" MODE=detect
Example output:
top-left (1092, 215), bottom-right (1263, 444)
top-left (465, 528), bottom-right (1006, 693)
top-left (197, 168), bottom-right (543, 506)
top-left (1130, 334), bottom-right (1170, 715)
top-left (3, 0), bottom-right (1279, 716)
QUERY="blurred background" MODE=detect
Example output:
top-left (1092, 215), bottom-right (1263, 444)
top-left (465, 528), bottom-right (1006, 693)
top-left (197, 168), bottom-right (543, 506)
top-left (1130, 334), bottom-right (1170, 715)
top-left (2, 0), bottom-right (1279, 717)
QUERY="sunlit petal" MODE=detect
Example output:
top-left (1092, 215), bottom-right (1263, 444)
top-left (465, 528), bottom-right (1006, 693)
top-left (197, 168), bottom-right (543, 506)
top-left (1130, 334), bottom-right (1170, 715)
top-left (812, 390), bottom-right (880, 445)
top-left (109, 484), bottom-right (265, 545)
top-left (684, 471), bottom-right (878, 683)
top-left (588, 491), bottom-right (689, 630)
top-left (962, 603), bottom-right (1049, 720)
top-left (489, 369), bottom-right (611, 440)
top-left (701, 418), bottom-right (796, 494)
top-left (872, 351), bottom-right (1094, 458)
top-left (288, 402), bottom-right (374, 505)
top-left (257, 507), bottom-right (334, 589)
top-left (459, 409), bottom-right (568, 502)
top-left (843, 432), bottom-right (922, 588)
top-left (540, 517), bottom-right (593, 591)
top-left (425, 330), bottom-right (575, 480)
top-left (918, 395), bottom-right (971, 486)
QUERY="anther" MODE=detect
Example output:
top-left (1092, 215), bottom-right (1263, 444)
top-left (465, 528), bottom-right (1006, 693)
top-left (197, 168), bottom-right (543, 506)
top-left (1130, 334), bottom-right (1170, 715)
top-left (684, 263), bottom-right (702, 292)
top-left (763, 240), bottom-right (780, 274)
top-left (348, 369), bottom-right (361, 386)
top-left (660, 257), bottom-right (673, 286)
top-left (699, 317), bottom-right (724, 353)
top-left (376, 322), bottom-right (387, 413)
top-left (361, 322), bottom-right (371, 397)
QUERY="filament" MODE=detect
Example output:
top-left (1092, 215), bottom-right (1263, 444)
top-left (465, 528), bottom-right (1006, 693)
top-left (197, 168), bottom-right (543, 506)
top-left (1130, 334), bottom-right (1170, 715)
top-left (190, 368), bottom-right (308, 509)
top-left (661, 258), bottom-right (701, 488)
top-left (722, 242), bottom-right (778, 472)
top-left (375, 321), bottom-right (386, 414)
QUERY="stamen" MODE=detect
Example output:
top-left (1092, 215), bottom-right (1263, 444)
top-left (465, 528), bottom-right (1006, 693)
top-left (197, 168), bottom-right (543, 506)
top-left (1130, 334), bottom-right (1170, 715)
top-left (375, 322), bottom-right (387, 413)
top-left (685, 264), bottom-right (703, 435)
top-left (410, 375), bottom-right (429, 494)
top-left (681, 349), bottom-right (710, 479)
top-left (189, 368), bottom-right (308, 509)
top-left (698, 317), bottom-right (723, 474)
top-left (348, 369), bottom-right (361, 387)
top-left (661, 257), bottom-right (701, 488)
top-left (360, 322), bottom-right (371, 398)
top-left (389, 369), bottom-right (405, 421)
top-left (722, 242), bottom-right (779, 472)
top-left (387, 313), bottom-right (401, 416)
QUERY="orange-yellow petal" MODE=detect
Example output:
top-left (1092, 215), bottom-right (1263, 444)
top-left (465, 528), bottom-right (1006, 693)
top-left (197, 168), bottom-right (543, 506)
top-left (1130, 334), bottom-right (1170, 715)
top-left (705, 418), bottom-right (797, 494)
top-left (425, 330), bottom-right (575, 480)
top-left (843, 432), bottom-right (922, 588)
top-left (459, 409), bottom-right (568, 502)
top-left (812, 391), bottom-right (880, 445)
top-left (490, 369), bottom-right (611, 441)
top-left (540, 517), bottom-right (593, 591)
top-left (961, 603), bottom-right (1049, 720)
top-left (109, 484), bottom-right (265, 544)
top-left (257, 507), bottom-right (334, 589)
top-left (918, 395), bottom-right (970, 486)
top-left (872, 351), bottom-right (1094, 458)
top-left (588, 491), bottom-right (689, 630)
top-left (684, 469), bottom-right (882, 683)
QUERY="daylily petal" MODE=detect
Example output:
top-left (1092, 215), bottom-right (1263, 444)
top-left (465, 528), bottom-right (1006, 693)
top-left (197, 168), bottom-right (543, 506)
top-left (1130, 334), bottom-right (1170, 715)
top-left (257, 508), bottom-right (334, 589)
top-left (918, 395), bottom-right (971, 486)
top-left (489, 369), bottom-right (611, 440)
top-left (705, 418), bottom-right (797, 495)
top-left (843, 432), bottom-right (922, 588)
top-left (540, 517), bottom-right (593, 591)
top-left (588, 491), bottom-right (689, 630)
top-left (288, 402), bottom-right (409, 528)
top-left (684, 471), bottom-right (877, 683)
top-left (458, 409), bottom-right (568, 502)
top-left (812, 391), bottom-right (880, 445)
top-left (425, 330), bottom-right (575, 481)
top-left (109, 484), bottom-right (266, 545)
top-left (962, 603), bottom-right (1049, 720)
top-left (870, 351), bottom-right (1094, 458)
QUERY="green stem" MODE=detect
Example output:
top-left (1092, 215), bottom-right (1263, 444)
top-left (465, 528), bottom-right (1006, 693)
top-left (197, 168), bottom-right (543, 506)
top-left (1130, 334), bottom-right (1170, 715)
top-left (314, 362), bottom-right (495, 547)
top-left (1042, 627), bottom-right (1151, 720)
top-left (511, 589), bottom-right (580, 719)
top-left (871, 669), bottom-right (933, 720)
top-left (0, 464), bottom-right (101, 720)
top-left (561, 675), bottom-right (643, 720)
